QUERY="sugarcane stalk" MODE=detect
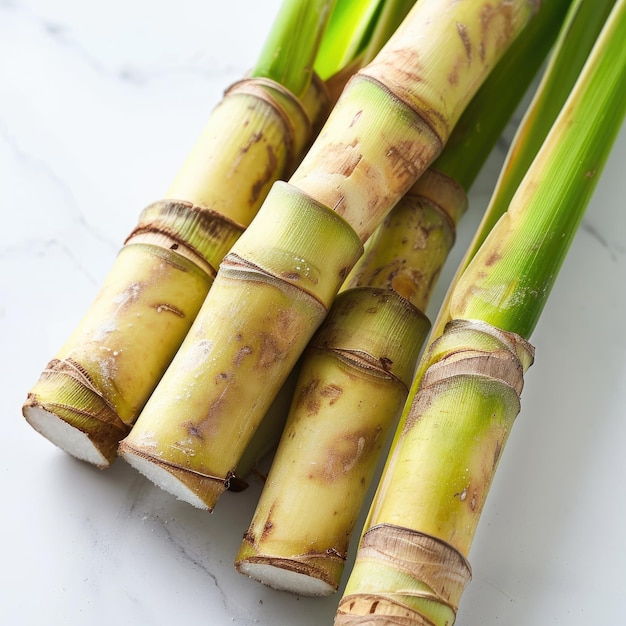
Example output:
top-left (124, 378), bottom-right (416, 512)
top-left (336, 2), bottom-right (626, 623)
top-left (22, 0), bottom-right (335, 468)
top-left (234, 169), bottom-right (464, 595)
top-left (118, 0), bottom-right (541, 511)
top-left (430, 0), bottom-right (616, 335)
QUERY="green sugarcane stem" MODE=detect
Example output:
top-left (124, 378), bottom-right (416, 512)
top-left (430, 0), bottom-right (617, 342)
top-left (337, 320), bottom-right (534, 625)
top-left (252, 0), bottom-right (337, 98)
top-left (451, 0), bottom-right (626, 337)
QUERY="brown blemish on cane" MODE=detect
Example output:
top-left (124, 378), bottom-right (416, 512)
top-left (250, 143), bottom-right (279, 205)
top-left (385, 139), bottom-right (430, 193)
top-left (479, 1), bottom-right (515, 63)
top-left (154, 303), bottom-right (185, 317)
top-left (493, 439), bottom-right (503, 469)
top-left (310, 425), bottom-right (383, 481)
top-left (186, 422), bottom-right (204, 440)
top-left (214, 371), bottom-right (230, 384)
top-left (338, 150), bottom-right (363, 177)
top-left (320, 384), bottom-right (343, 405)
top-left (261, 518), bottom-right (274, 540)
top-left (485, 250), bottom-right (501, 266)
top-left (349, 110), bottom-right (362, 127)
top-left (297, 377), bottom-right (321, 416)
top-left (258, 334), bottom-right (283, 368)
top-left (233, 345), bottom-right (253, 367)
top-left (456, 22), bottom-right (472, 62)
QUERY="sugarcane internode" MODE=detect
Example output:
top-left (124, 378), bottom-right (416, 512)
top-left (337, 319), bottom-right (534, 625)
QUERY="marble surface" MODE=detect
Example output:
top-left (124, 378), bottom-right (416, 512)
top-left (2, 2), bottom-right (626, 625)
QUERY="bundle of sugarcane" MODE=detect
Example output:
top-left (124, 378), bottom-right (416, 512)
top-left (22, 0), bottom-right (413, 469)
top-left (336, 1), bottom-right (625, 623)
top-left (118, 0), bottom-right (544, 511)
top-left (233, 168), bottom-right (459, 595)
top-left (233, 0), bottom-right (573, 596)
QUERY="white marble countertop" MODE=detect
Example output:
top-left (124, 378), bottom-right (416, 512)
top-left (2, 2), bottom-right (626, 625)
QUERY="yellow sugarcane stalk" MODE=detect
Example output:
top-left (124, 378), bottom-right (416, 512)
top-left (118, 0), bottom-right (540, 509)
top-left (23, 73), bottom-right (329, 468)
top-left (235, 169), bottom-right (465, 595)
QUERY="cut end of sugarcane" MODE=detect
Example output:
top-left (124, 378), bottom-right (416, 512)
top-left (118, 442), bottom-right (226, 511)
top-left (236, 559), bottom-right (336, 597)
top-left (23, 404), bottom-right (112, 469)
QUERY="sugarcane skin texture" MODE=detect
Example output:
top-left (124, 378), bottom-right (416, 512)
top-left (166, 86), bottom-right (295, 227)
top-left (362, 0), bottom-right (541, 141)
top-left (119, 261), bottom-right (327, 499)
top-left (24, 244), bottom-right (212, 459)
top-left (291, 0), bottom-right (539, 242)
top-left (119, 184), bottom-right (363, 509)
top-left (367, 321), bottom-right (533, 554)
top-left (236, 350), bottom-right (408, 591)
top-left (236, 167), bottom-right (467, 591)
top-left (290, 75), bottom-right (443, 242)
top-left (343, 169), bottom-right (467, 311)
top-left (236, 290), bottom-right (430, 592)
top-left (337, 526), bottom-right (471, 626)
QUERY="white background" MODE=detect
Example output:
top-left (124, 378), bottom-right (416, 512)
top-left (2, 2), bottom-right (626, 624)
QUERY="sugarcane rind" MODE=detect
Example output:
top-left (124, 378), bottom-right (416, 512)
top-left (228, 181), bottom-right (364, 307)
top-left (336, 594), bottom-right (439, 626)
top-left (360, 0), bottom-right (540, 142)
top-left (337, 525), bottom-right (469, 626)
top-left (361, 524), bottom-right (471, 605)
top-left (226, 76), bottom-right (314, 170)
top-left (311, 287), bottom-right (430, 387)
top-left (406, 168), bottom-right (468, 233)
top-left (127, 199), bottom-right (245, 275)
top-left (23, 358), bottom-right (130, 466)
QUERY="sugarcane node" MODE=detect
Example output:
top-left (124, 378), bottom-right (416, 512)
top-left (335, 595), bottom-right (434, 626)
top-left (421, 350), bottom-right (525, 396)
top-left (225, 181), bottom-right (364, 307)
top-left (358, 71), bottom-right (447, 150)
top-left (405, 169), bottom-right (468, 236)
top-left (126, 199), bottom-right (245, 276)
top-left (225, 75), bottom-right (313, 171)
top-left (356, 523), bottom-right (472, 606)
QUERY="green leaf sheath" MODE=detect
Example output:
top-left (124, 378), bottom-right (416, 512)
top-left (252, 0), bottom-right (337, 97)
